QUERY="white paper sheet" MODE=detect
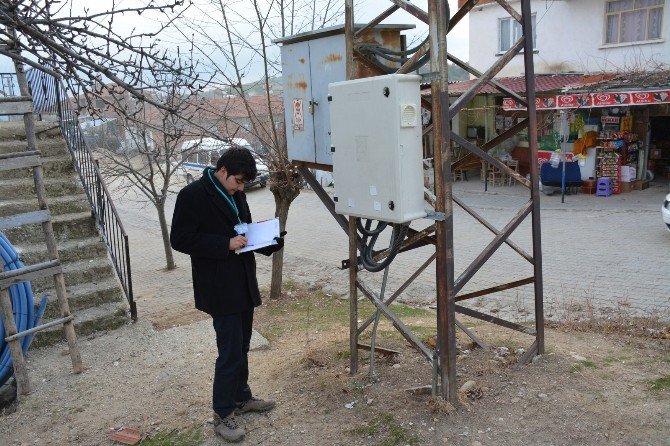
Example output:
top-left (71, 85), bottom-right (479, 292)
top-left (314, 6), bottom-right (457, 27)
top-left (235, 217), bottom-right (280, 254)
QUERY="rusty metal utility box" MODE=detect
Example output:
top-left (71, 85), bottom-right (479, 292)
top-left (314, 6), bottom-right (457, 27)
top-left (274, 23), bottom-right (414, 167)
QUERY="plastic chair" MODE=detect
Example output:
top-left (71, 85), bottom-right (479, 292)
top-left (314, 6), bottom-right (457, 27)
top-left (596, 177), bottom-right (612, 197)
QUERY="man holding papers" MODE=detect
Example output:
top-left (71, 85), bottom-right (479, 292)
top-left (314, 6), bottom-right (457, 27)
top-left (170, 147), bottom-right (284, 443)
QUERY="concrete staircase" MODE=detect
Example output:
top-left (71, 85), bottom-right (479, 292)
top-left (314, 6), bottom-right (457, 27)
top-left (0, 121), bottom-right (128, 347)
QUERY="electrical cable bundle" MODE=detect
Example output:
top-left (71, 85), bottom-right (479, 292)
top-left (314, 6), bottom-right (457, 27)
top-left (357, 219), bottom-right (409, 273)
top-left (357, 36), bottom-right (431, 74)
top-left (0, 232), bottom-right (48, 387)
top-left (355, 1), bottom-right (450, 75)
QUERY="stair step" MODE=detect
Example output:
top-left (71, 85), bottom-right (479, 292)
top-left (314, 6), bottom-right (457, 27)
top-left (3, 211), bottom-right (97, 244)
top-left (0, 154), bottom-right (74, 180)
top-left (0, 121), bottom-right (62, 141)
top-left (14, 236), bottom-right (108, 265)
top-left (31, 301), bottom-right (129, 348)
top-left (39, 277), bottom-right (123, 319)
top-left (0, 176), bottom-right (83, 200)
top-left (0, 137), bottom-right (68, 157)
top-left (31, 257), bottom-right (116, 292)
top-left (0, 193), bottom-right (90, 217)
top-left (0, 122), bottom-right (131, 345)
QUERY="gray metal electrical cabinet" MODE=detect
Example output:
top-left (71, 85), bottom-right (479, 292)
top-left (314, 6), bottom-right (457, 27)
top-left (274, 24), bottom-right (414, 167)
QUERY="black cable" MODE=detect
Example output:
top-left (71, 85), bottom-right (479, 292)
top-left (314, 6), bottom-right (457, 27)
top-left (356, 0), bottom-right (450, 75)
top-left (357, 217), bottom-right (388, 236)
top-left (357, 219), bottom-right (409, 273)
top-left (358, 35), bottom-right (429, 57)
top-left (361, 47), bottom-right (405, 63)
top-left (360, 50), bottom-right (430, 74)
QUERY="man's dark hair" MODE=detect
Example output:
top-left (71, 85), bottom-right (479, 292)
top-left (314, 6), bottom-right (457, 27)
top-left (215, 146), bottom-right (257, 181)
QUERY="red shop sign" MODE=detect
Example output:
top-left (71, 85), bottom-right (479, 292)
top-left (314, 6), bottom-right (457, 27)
top-left (630, 90), bottom-right (670, 104)
top-left (557, 93), bottom-right (591, 108)
top-left (592, 93), bottom-right (630, 107)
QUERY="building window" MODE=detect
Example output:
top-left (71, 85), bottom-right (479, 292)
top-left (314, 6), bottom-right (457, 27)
top-left (499, 14), bottom-right (536, 53)
top-left (605, 0), bottom-right (664, 44)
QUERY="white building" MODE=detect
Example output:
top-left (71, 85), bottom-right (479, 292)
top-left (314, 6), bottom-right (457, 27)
top-left (464, 0), bottom-right (669, 76)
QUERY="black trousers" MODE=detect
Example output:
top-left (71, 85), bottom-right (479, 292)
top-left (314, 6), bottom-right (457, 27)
top-left (212, 309), bottom-right (254, 418)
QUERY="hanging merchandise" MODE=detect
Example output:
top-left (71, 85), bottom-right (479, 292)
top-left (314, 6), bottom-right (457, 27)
top-left (577, 153), bottom-right (586, 166)
top-left (620, 114), bottom-right (633, 132)
top-left (570, 113), bottom-right (585, 137)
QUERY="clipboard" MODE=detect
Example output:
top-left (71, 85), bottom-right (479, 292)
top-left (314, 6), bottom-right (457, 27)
top-left (235, 218), bottom-right (280, 253)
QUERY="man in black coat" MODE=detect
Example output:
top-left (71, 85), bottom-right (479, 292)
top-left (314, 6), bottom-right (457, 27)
top-left (170, 147), bottom-right (282, 443)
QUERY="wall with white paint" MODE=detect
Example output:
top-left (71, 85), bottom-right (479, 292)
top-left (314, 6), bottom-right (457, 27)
top-left (467, 0), bottom-right (670, 76)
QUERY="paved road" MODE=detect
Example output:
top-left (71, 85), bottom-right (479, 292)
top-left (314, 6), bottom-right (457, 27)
top-left (113, 177), bottom-right (670, 324)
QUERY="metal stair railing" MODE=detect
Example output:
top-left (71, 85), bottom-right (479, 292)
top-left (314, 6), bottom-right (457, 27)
top-left (25, 70), bottom-right (137, 321)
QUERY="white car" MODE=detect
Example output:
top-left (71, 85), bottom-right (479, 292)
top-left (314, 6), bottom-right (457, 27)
top-left (174, 137), bottom-right (269, 187)
top-left (663, 193), bottom-right (670, 232)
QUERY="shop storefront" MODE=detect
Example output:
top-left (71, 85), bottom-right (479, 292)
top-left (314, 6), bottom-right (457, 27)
top-left (502, 88), bottom-right (670, 193)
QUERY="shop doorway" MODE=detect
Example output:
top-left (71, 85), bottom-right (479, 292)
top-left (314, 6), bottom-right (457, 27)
top-left (649, 116), bottom-right (670, 183)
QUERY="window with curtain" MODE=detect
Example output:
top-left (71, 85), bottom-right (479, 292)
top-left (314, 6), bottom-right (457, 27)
top-left (605, 0), bottom-right (664, 44)
top-left (499, 14), bottom-right (536, 53)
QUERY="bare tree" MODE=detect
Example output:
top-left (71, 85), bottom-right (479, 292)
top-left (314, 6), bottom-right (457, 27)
top-left (0, 1), bottom-right (227, 270)
top-left (0, 1), bottom-right (203, 119)
top-left (179, 0), bottom-right (342, 299)
top-left (93, 67), bottom-right (217, 270)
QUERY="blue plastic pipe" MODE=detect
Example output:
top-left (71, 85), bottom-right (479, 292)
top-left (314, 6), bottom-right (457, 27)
top-left (0, 232), bottom-right (45, 387)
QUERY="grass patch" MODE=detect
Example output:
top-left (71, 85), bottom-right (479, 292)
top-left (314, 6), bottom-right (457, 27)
top-left (546, 314), bottom-right (670, 340)
top-left (283, 279), bottom-right (298, 291)
top-left (139, 427), bottom-right (203, 446)
top-left (336, 349), bottom-right (351, 359)
top-left (351, 413), bottom-right (421, 446)
top-left (603, 354), bottom-right (632, 366)
top-left (571, 359), bottom-right (597, 373)
top-left (260, 324), bottom-right (285, 341)
top-left (262, 283), bottom-right (436, 339)
top-left (407, 324), bottom-right (436, 339)
top-left (582, 359), bottom-right (597, 369)
top-left (391, 305), bottom-right (433, 319)
top-left (649, 375), bottom-right (670, 392)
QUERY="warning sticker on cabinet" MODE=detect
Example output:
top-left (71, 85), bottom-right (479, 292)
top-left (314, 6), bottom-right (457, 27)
top-left (292, 99), bottom-right (304, 131)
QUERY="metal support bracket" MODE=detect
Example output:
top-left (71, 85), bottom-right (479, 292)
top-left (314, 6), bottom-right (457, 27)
top-left (425, 210), bottom-right (445, 221)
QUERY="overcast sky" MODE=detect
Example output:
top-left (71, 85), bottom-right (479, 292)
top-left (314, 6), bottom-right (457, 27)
top-left (0, 0), bottom-right (468, 83)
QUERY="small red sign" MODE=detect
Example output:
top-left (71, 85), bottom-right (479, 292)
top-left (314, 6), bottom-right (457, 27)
top-left (601, 116), bottom-right (620, 124)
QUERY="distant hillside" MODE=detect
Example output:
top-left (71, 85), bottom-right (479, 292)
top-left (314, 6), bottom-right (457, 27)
top-left (448, 63), bottom-right (469, 81)
top-left (199, 76), bottom-right (283, 99)
top-left (418, 62), bottom-right (470, 81)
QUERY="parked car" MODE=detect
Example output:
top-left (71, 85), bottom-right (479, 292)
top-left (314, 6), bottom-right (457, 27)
top-left (663, 193), bottom-right (670, 232)
top-left (174, 137), bottom-right (269, 188)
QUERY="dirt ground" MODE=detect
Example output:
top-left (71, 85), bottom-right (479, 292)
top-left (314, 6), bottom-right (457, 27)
top-left (1, 283), bottom-right (669, 446)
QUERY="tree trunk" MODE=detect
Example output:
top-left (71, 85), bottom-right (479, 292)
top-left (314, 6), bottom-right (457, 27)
top-left (269, 186), bottom-right (300, 299)
top-left (156, 200), bottom-right (176, 270)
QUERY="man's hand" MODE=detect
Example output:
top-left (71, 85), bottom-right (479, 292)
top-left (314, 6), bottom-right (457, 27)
top-left (273, 231), bottom-right (288, 249)
top-left (229, 235), bottom-right (248, 251)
